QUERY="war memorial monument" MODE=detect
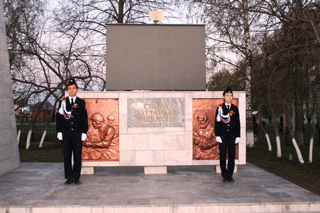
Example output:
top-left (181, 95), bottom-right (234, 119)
top-left (78, 24), bottom-right (246, 175)
top-left (1, 1), bottom-right (320, 212)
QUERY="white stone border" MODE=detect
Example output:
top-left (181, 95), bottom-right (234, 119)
top-left (3, 202), bottom-right (320, 213)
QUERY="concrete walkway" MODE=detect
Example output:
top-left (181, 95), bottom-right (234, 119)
top-left (0, 162), bottom-right (319, 212)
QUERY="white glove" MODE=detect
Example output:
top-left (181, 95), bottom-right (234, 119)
top-left (216, 136), bottom-right (222, 143)
top-left (81, 133), bottom-right (87, 141)
top-left (57, 132), bottom-right (63, 140)
top-left (235, 137), bottom-right (240, 144)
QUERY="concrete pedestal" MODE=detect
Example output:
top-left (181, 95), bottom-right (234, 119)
top-left (82, 167), bottom-right (94, 175)
top-left (144, 166), bottom-right (167, 174)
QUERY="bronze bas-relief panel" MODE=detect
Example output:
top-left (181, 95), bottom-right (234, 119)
top-left (193, 99), bottom-right (239, 160)
top-left (82, 98), bottom-right (119, 161)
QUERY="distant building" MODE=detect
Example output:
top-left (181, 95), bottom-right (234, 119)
top-left (31, 102), bottom-right (54, 123)
top-left (14, 104), bottom-right (30, 115)
top-left (14, 104), bottom-right (31, 121)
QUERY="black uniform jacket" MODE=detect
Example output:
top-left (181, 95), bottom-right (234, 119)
top-left (56, 97), bottom-right (88, 133)
top-left (214, 103), bottom-right (240, 138)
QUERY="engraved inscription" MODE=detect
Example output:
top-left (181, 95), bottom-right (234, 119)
top-left (128, 98), bottom-right (185, 127)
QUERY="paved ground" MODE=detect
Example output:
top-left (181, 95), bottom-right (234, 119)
top-left (0, 162), bottom-right (320, 212)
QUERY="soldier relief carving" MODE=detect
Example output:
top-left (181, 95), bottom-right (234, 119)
top-left (193, 113), bottom-right (219, 160)
top-left (193, 99), bottom-right (239, 160)
top-left (82, 99), bottom-right (119, 161)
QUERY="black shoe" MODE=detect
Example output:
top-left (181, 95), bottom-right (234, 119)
top-left (64, 179), bottom-right (73, 185)
top-left (228, 177), bottom-right (235, 183)
top-left (74, 179), bottom-right (82, 185)
top-left (223, 177), bottom-right (228, 182)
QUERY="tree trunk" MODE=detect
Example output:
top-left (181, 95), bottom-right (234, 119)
top-left (309, 124), bottom-right (316, 163)
top-left (17, 117), bottom-right (25, 145)
top-left (243, 0), bottom-right (254, 147)
top-left (26, 128), bottom-right (32, 149)
top-left (17, 130), bottom-right (21, 144)
top-left (26, 100), bottom-right (49, 149)
top-left (39, 117), bottom-right (50, 148)
top-left (293, 57), bottom-right (304, 146)
top-left (267, 92), bottom-right (281, 157)
top-left (293, 0), bottom-right (304, 146)
top-left (39, 130), bottom-right (47, 148)
top-left (286, 113), bottom-right (304, 164)
top-left (258, 104), bottom-right (271, 151)
top-left (118, 0), bottom-right (124, 23)
top-left (269, 105), bottom-right (281, 157)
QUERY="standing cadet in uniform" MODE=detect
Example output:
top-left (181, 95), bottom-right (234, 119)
top-left (215, 87), bottom-right (240, 183)
top-left (56, 79), bottom-right (88, 185)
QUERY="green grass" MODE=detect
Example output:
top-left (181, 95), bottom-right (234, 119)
top-left (19, 141), bottom-right (63, 162)
top-left (17, 123), bottom-right (61, 162)
top-left (247, 134), bottom-right (320, 195)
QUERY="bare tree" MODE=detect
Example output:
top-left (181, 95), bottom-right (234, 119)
top-left (284, 113), bottom-right (305, 163)
top-left (257, 0), bottom-right (320, 145)
top-left (53, 0), bottom-right (177, 91)
top-left (182, 0), bottom-right (320, 162)
top-left (183, 0), bottom-right (320, 148)
top-left (5, 0), bottom-right (180, 146)
top-left (181, 0), bottom-right (267, 147)
top-left (258, 0), bottom-right (320, 45)
top-left (251, 14), bottom-right (320, 161)
top-left (5, 0), bottom-right (105, 148)
top-left (55, 0), bottom-right (176, 35)
top-left (53, 0), bottom-right (177, 60)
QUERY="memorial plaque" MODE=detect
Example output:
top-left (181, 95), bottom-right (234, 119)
top-left (128, 98), bottom-right (185, 127)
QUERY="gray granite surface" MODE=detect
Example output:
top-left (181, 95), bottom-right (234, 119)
top-left (0, 0), bottom-right (20, 176)
top-left (0, 162), bottom-right (319, 208)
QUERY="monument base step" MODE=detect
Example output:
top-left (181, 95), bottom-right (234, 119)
top-left (1, 163), bottom-right (319, 213)
top-left (2, 202), bottom-right (320, 213)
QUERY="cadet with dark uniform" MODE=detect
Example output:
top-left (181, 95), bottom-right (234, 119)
top-left (56, 79), bottom-right (88, 185)
top-left (215, 87), bottom-right (241, 183)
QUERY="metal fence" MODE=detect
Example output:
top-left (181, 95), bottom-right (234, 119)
top-left (16, 123), bottom-right (59, 143)
top-left (16, 122), bottom-right (320, 146)
top-left (255, 127), bottom-right (320, 146)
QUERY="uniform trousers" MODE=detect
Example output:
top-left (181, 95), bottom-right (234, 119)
top-left (62, 130), bottom-right (82, 180)
top-left (219, 128), bottom-right (236, 178)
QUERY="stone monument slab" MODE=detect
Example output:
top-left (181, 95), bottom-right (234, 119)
top-left (106, 24), bottom-right (206, 91)
top-left (0, 0), bottom-right (20, 176)
top-left (77, 91), bottom-right (246, 174)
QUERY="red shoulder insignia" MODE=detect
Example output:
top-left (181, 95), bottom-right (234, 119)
top-left (60, 97), bottom-right (66, 100)
top-left (232, 104), bottom-right (238, 107)
top-left (218, 103), bottom-right (224, 106)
